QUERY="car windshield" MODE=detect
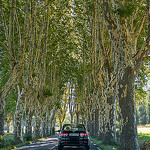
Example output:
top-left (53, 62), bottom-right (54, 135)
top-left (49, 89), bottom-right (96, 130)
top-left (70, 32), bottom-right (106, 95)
top-left (62, 124), bottom-right (85, 131)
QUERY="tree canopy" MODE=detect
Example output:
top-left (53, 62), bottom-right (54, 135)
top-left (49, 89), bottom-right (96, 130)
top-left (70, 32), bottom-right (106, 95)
top-left (0, 0), bottom-right (149, 149)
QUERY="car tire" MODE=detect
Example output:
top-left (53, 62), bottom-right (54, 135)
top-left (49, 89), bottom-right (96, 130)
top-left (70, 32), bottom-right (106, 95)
top-left (85, 145), bottom-right (89, 150)
top-left (58, 145), bottom-right (63, 150)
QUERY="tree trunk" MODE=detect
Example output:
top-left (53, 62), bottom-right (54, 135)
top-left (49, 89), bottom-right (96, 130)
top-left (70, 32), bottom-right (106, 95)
top-left (43, 118), bottom-right (46, 138)
top-left (14, 89), bottom-right (24, 144)
top-left (51, 117), bottom-right (56, 135)
top-left (70, 112), bottom-right (74, 124)
top-left (34, 107), bottom-right (41, 139)
top-left (7, 120), bottom-right (11, 133)
top-left (87, 115), bottom-right (92, 134)
top-left (60, 121), bottom-right (63, 130)
top-left (45, 110), bottom-right (49, 137)
top-left (25, 106), bottom-right (32, 141)
top-left (0, 104), bottom-right (4, 137)
top-left (95, 108), bottom-right (99, 137)
top-left (76, 112), bottom-right (80, 124)
top-left (0, 104), bottom-right (4, 147)
top-left (40, 118), bottom-right (44, 138)
top-left (91, 112), bottom-right (95, 137)
top-left (118, 66), bottom-right (140, 150)
top-left (99, 96), bottom-right (106, 140)
top-left (104, 89), bottom-right (117, 143)
top-left (81, 112), bottom-right (85, 125)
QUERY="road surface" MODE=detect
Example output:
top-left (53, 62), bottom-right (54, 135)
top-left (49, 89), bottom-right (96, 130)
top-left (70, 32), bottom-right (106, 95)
top-left (12, 136), bottom-right (101, 150)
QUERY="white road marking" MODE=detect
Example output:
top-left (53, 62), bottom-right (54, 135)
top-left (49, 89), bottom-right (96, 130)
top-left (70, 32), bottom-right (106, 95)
top-left (50, 145), bottom-right (57, 150)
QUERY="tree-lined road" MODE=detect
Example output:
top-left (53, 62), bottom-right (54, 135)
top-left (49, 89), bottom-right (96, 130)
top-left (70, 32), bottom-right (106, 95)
top-left (1, 1), bottom-right (149, 150)
top-left (12, 136), bottom-right (101, 150)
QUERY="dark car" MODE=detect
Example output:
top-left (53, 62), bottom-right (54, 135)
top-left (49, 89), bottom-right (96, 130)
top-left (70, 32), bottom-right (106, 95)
top-left (58, 124), bottom-right (90, 150)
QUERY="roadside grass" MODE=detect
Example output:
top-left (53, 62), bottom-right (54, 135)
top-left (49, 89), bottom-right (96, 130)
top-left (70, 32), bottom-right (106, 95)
top-left (138, 133), bottom-right (150, 150)
top-left (90, 137), bottom-right (117, 150)
top-left (138, 133), bottom-right (150, 141)
top-left (90, 133), bottom-right (150, 150)
top-left (0, 134), bottom-right (56, 150)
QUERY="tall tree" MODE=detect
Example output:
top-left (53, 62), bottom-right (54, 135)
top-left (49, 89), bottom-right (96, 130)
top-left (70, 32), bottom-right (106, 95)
top-left (101, 0), bottom-right (149, 149)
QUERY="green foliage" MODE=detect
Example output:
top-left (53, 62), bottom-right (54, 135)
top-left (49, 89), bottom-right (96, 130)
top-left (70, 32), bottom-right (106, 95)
top-left (5, 90), bottom-right (17, 118)
top-left (24, 135), bottom-right (32, 142)
top-left (138, 133), bottom-right (150, 141)
top-left (101, 140), bottom-right (118, 147)
top-left (0, 136), bottom-right (4, 148)
top-left (32, 73), bottom-right (37, 78)
top-left (113, 3), bottom-right (137, 18)
top-left (55, 102), bottom-right (61, 109)
top-left (43, 89), bottom-right (53, 97)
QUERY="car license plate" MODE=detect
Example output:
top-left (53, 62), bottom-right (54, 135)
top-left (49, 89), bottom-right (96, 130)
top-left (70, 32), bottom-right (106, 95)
top-left (69, 133), bottom-right (79, 136)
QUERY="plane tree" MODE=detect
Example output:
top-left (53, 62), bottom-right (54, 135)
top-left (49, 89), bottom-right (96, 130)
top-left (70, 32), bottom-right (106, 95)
top-left (0, 0), bottom-right (149, 149)
top-left (97, 0), bottom-right (149, 149)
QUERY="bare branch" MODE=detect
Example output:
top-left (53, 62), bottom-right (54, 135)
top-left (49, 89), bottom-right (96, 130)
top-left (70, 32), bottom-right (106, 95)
top-left (1, 10), bottom-right (9, 42)
top-left (134, 37), bottom-right (149, 73)
top-left (9, 0), bottom-right (16, 69)
top-left (14, 11), bottom-right (22, 49)
top-left (0, 41), bottom-right (8, 51)
top-left (18, 0), bottom-right (30, 60)
top-left (133, 0), bottom-right (150, 72)
top-left (135, 14), bottom-right (146, 38)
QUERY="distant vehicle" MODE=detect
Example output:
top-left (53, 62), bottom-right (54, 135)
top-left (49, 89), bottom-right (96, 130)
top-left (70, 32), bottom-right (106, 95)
top-left (58, 124), bottom-right (90, 150)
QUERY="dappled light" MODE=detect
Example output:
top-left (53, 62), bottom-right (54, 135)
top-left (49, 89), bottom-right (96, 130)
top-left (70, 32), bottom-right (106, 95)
top-left (0, 0), bottom-right (149, 150)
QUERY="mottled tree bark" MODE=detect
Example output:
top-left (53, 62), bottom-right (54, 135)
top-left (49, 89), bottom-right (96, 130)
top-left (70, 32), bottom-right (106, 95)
top-left (91, 112), bottom-right (95, 136)
top-left (43, 118), bottom-right (46, 138)
top-left (25, 104), bottom-right (32, 141)
top-left (75, 104), bottom-right (80, 124)
top-left (14, 87), bottom-right (24, 144)
top-left (69, 83), bottom-right (75, 124)
top-left (70, 112), bottom-right (74, 124)
top-left (76, 112), bottom-right (80, 124)
top-left (0, 114), bottom-right (4, 147)
top-left (95, 107), bottom-right (99, 137)
top-left (45, 110), bottom-right (49, 137)
top-left (118, 66), bottom-right (140, 150)
top-left (81, 112), bottom-right (86, 125)
top-left (87, 114), bottom-right (92, 134)
top-left (99, 96), bottom-right (106, 140)
top-left (40, 119), bottom-right (44, 138)
top-left (104, 91), bottom-right (116, 143)
top-left (34, 105), bottom-right (41, 139)
top-left (6, 119), bottom-right (11, 133)
top-left (0, 105), bottom-right (4, 137)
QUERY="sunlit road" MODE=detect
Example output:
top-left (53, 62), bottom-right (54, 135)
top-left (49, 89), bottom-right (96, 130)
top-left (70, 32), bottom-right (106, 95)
top-left (12, 136), bottom-right (101, 150)
top-left (12, 137), bottom-right (58, 150)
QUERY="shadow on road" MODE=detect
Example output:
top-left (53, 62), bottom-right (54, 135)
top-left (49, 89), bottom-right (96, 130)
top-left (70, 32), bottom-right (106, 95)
top-left (57, 146), bottom-right (86, 150)
top-left (12, 136), bottom-right (100, 150)
top-left (12, 137), bottom-right (58, 150)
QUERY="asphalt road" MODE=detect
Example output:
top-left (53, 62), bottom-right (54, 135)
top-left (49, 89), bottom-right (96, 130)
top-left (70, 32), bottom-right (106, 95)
top-left (12, 136), bottom-right (101, 150)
